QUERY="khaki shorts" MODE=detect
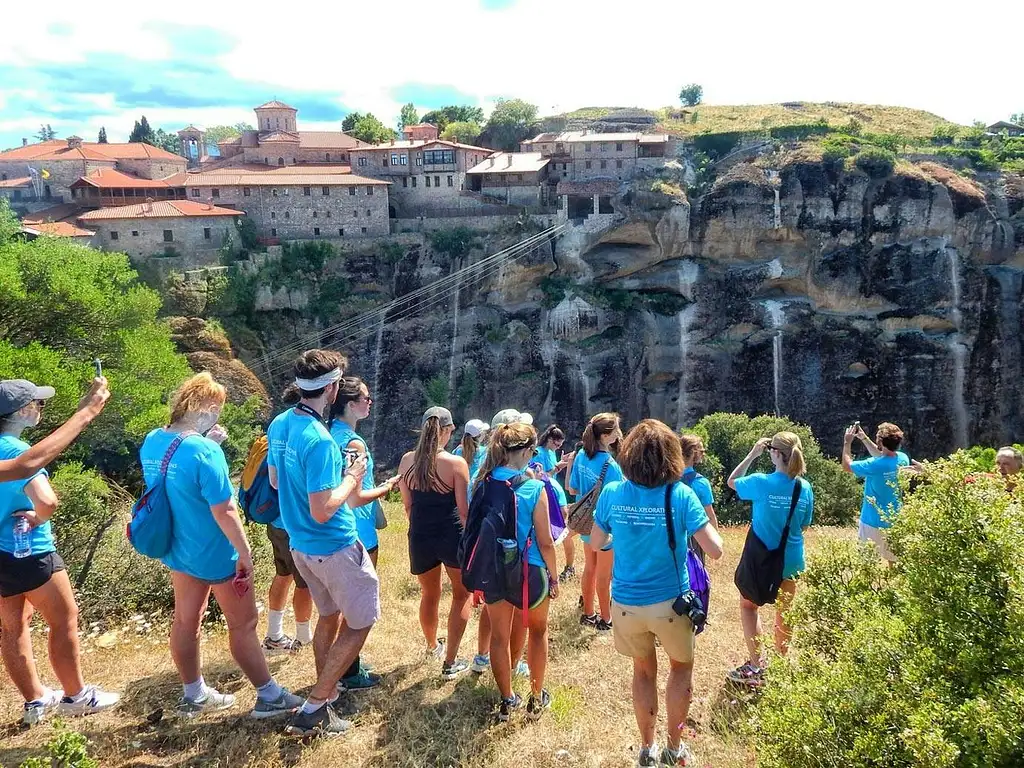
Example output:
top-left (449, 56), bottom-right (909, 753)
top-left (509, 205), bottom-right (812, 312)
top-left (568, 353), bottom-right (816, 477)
top-left (611, 599), bottom-right (695, 663)
top-left (292, 542), bottom-right (381, 630)
top-left (858, 521), bottom-right (897, 562)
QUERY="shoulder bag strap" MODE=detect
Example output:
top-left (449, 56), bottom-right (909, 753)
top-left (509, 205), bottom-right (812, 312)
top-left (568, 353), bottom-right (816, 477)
top-left (593, 457), bottom-right (611, 493)
top-left (778, 480), bottom-right (802, 549)
top-left (664, 483), bottom-right (685, 597)
top-left (159, 431), bottom-right (196, 477)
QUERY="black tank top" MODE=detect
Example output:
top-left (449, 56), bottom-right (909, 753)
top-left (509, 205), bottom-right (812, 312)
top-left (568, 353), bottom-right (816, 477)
top-left (407, 474), bottom-right (461, 535)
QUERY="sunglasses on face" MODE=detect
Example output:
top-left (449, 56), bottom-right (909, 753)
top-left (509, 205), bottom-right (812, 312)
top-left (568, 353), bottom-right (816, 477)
top-left (35, 400), bottom-right (46, 409)
top-left (357, 396), bottom-right (373, 404)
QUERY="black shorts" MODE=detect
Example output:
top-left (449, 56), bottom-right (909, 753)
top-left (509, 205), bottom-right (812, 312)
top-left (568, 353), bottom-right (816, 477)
top-left (266, 525), bottom-right (308, 590)
top-left (484, 565), bottom-right (550, 610)
top-left (408, 525), bottom-right (462, 576)
top-left (0, 550), bottom-right (66, 598)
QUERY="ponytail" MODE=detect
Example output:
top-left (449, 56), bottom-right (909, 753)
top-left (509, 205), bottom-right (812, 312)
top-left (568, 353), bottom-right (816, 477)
top-left (460, 432), bottom-right (480, 463)
top-left (472, 422), bottom-right (537, 493)
top-left (771, 431), bottom-right (806, 479)
top-left (582, 412), bottom-right (619, 459)
top-left (407, 417), bottom-right (443, 491)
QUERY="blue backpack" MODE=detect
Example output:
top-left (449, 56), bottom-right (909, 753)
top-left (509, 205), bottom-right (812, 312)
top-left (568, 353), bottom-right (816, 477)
top-left (128, 432), bottom-right (192, 559)
top-left (238, 435), bottom-right (280, 525)
top-left (459, 474), bottom-right (527, 605)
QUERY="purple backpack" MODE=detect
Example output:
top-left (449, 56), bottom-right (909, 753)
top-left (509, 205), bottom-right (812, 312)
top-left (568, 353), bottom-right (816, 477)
top-left (669, 480), bottom-right (712, 635)
top-left (528, 462), bottom-right (568, 543)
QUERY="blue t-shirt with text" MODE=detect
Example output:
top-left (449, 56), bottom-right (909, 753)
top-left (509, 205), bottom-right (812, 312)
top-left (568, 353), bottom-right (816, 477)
top-left (594, 480), bottom-right (709, 606)
top-left (0, 436), bottom-right (54, 556)
top-left (734, 471), bottom-right (814, 579)
top-left (492, 466), bottom-right (547, 568)
top-left (681, 467), bottom-right (714, 508)
top-left (139, 429), bottom-right (236, 581)
top-left (569, 450), bottom-right (622, 497)
top-left (267, 409), bottom-right (352, 556)
top-left (330, 420), bottom-right (378, 550)
top-left (851, 452), bottom-right (910, 529)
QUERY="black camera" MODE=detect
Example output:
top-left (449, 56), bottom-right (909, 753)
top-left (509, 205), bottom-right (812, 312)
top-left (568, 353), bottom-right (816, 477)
top-left (672, 590), bottom-right (707, 632)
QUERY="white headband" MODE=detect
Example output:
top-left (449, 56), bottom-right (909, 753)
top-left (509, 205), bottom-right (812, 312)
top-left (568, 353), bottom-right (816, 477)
top-left (295, 368), bottom-right (342, 390)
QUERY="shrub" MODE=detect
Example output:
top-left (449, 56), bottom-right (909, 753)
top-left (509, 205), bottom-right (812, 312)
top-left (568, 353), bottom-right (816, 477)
top-left (754, 457), bottom-right (1024, 768)
top-left (20, 721), bottom-right (99, 768)
top-left (853, 147), bottom-right (896, 178)
top-left (688, 412), bottom-right (861, 525)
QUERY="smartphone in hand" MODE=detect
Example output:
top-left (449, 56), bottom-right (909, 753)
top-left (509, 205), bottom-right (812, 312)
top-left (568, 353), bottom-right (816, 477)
top-left (232, 571), bottom-right (250, 598)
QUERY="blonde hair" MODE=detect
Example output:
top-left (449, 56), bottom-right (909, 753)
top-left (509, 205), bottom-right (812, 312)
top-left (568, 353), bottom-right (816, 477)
top-left (405, 416), bottom-right (448, 491)
top-left (770, 431), bottom-right (806, 479)
top-left (169, 372), bottom-right (226, 424)
top-left (619, 420), bottom-right (685, 488)
top-left (679, 433), bottom-right (704, 465)
top-left (582, 412), bottom-right (619, 459)
top-left (460, 432), bottom-right (481, 464)
top-left (472, 422), bottom-right (537, 492)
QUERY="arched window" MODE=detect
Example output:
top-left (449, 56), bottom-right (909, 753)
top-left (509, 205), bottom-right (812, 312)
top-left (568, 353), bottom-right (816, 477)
top-left (265, 118), bottom-right (270, 130)
top-left (278, 157), bottom-right (284, 166)
top-left (326, 153), bottom-right (331, 162)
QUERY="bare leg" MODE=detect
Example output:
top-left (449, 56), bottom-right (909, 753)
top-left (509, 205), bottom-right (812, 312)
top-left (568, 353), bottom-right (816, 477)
top-left (416, 567), bottom-right (443, 651)
top-left (211, 580), bottom-right (272, 688)
top-left (774, 580), bottom-right (798, 657)
top-left (477, 603), bottom-right (491, 656)
top-left (739, 596), bottom-right (764, 666)
top-left (632, 653), bottom-right (659, 749)
top-left (581, 543), bottom-right (598, 615)
top-left (510, 608), bottom-right (527, 671)
top-left (595, 548), bottom-right (613, 622)
top-left (292, 587), bottom-right (313, 624)
top-left (525, 598), bottom-right (550, 696)
top-left (486, 602), bottom-right (514, 699)
top-left (169, 571), bottom-right (211, 686)
top-left (309, 621), bottom-right (372, 701)
top-left (443, 565), bottom-right (472, 665)
top-left (0, 593), bottom-right (44, 701)
top-left (312, 612), bottom-right (342, 678)
top-left (268, 574), bottom-right (292, 612)
top-left (665, 659), bottom-right (694, 750)
top-left (562, 535), bottom-right (576, 570)
top-left (25, 571), bottom-right (85, 698)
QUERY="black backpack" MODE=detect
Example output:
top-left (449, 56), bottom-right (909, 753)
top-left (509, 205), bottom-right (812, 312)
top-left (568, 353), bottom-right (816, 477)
top-left (733, 481), bottom-right (803, 606)
top-left (459, 474), bottom-right (526, 600)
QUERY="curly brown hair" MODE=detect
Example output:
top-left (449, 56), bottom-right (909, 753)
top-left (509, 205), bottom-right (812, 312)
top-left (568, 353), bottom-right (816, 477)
top-left (618, 419), bottom-right (685, 488)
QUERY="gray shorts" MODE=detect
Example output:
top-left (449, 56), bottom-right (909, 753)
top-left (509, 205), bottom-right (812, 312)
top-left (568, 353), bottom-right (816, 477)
top-left (292, 541), bottom-right (381, 630)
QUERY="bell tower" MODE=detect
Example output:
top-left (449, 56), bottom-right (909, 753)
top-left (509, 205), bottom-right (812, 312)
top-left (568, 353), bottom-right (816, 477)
top-left (177, 125), bottom-right (207, 167)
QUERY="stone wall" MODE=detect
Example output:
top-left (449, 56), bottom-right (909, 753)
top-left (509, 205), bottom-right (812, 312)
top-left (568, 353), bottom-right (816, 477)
top-left (393, 213), bottom-right (557, 233)
top-left (473, 183), bottom-right (545, 207)
top-left (90, 214), bottom-right (240, 266)
top-left (0, 158), bottom-right (101, 203)
top-left (187, 182), bottom-right (390, 238)
top-left (116, 157), bottom-right (187, 180)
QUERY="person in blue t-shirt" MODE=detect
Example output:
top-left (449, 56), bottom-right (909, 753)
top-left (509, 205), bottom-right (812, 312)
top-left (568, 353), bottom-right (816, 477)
top-left (327, 376), bottom-right (399, 690)
top-left (474, 422), bottom-right (560, 722)
top-left (0, 378), bottom-right (119, 726)
top-left (591, 419), bottom-right (723, 767)
top-left (567, 412), bottom-right (623, 631)
top-left (727, 432), bottom-right (814, 686)
top-left (266, 350), bottom-right (375, 737)
top-left (843, 422), bottom-right (910, 563)
top-left (453, 418), bottom-right (489, 481)
top-left (679, 433), bottom-right (720, 565)
top-left (536, 425), bottom-right (576, 581)
top-left (139, 373), bottom-right (301, 720)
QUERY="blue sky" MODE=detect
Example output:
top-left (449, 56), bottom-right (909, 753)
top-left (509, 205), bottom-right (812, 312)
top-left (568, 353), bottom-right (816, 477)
top-left (1, 0), bottom-right (1020, 149)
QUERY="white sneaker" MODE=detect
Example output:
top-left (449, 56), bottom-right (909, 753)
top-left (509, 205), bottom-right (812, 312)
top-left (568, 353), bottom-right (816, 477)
top-left (175, 687), bottom-right (236, 717)
top-left (60, 685), bottom-right (120, 717)
top-left (427, 639), bottom-right (446, 661)
top-left (23, 688), bottom-right (63, 726)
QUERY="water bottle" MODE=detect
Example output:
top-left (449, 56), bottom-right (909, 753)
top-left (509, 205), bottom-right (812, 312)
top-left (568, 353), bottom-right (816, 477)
top-left (13, 515), bottom-right (32, 559)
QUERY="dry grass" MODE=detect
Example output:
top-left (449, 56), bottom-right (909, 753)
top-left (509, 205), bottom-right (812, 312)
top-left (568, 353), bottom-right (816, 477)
top-left (916, 161), bottom-right (987, 204)
top-left (558, 103), bottom-right (960, 139)
top-left (0, 508), bottom-right (855, 767)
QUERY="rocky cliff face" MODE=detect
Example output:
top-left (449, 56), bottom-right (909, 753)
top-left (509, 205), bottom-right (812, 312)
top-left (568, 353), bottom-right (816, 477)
top-left (230, 156), bottom-right (1024, 467)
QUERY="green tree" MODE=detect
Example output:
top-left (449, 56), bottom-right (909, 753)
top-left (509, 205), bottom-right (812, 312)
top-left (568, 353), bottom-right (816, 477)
top-left (424, 374), bottom-right (450, 407)
top-left (342, 112), bottom-right (364, 132)
top-left (128, 116), bottom-right (155, 144)
top-left (1011, 113), bottom-right (1023, 127)
top-left (482, 98), bottom-right (539, 150)
top-left (0, 209), bottom-right (191, 481)
top-left (204, 123), bottom-right (253, 146)
top-left (428, 226), bottom-right (479, 263)
top-left (97, 127), bottom-right (108, 144)
top-left (347, 113), bottom-right (396, 144)
top-left (35, 124), bottom-right (57, 142)
top-left (422, 105), bottom-right (485, 132)
top-left (440, 120), bottom-right (482, 145)
top-left (150, 128), bottom-right (180, 154)
top-left (399, 102), bottom-right (420, 130)
top-left (679, 83), bottom-right (704, 107)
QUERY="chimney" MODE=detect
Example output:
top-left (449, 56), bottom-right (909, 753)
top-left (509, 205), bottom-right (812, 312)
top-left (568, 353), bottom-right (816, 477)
top-left (67, 135), bottom-right (83, 149)
top-left (22, 138), bottom-right (27, 147)
top-left (506, 154), bottom-right (513, 168)
top-left (144, 196), bottom-right (154, 212)
top-left (489, 157), bottom-right (495, 167)
top-left (205, 198), bottom-right (214, 211)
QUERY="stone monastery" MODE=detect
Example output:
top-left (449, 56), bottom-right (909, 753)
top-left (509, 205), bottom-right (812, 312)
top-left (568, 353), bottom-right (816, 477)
top-left (0, 100), bottom-right (673, 265)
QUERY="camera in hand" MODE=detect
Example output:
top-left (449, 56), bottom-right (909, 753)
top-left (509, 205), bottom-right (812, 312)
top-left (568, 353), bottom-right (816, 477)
top-left (672, 590), bottom-right (707, 631)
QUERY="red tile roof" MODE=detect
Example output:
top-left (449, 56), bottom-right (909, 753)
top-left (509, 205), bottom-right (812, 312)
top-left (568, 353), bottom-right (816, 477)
top-left (351, 139), bottom-right (489, 153)
top-left (0, 139), bottom-right (184, 163)
top-left (77, 200), bottom-right (243, 220)
top-left (0, 176), bottom-right (31, 188)
top-left (297, 131), bottom-right (365, 149)
top-left (22, 204), bottom-right (87, 225)
top-left (258, 131), bottom-right (301, 143)
top-left (24, 221), bottom-right (95, 238)
top-left (71, 167), bottom-right (179, 189)
top-left (255, 100), bottom-right (296, 110)
top-left (184, 169), bottom-right (386, 186)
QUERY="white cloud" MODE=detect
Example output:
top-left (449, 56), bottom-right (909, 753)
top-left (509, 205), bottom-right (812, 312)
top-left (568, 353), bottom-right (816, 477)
top-left (2, 0), bottom-right (1022, 148)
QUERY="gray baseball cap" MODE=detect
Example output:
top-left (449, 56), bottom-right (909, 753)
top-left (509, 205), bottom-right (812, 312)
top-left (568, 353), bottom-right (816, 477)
top-left (422, 406), bottom-right (454, 427)
top-left (491, 408), bottom-right (534, 427)
top-left (0, 379), bottom-right (56, 416)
